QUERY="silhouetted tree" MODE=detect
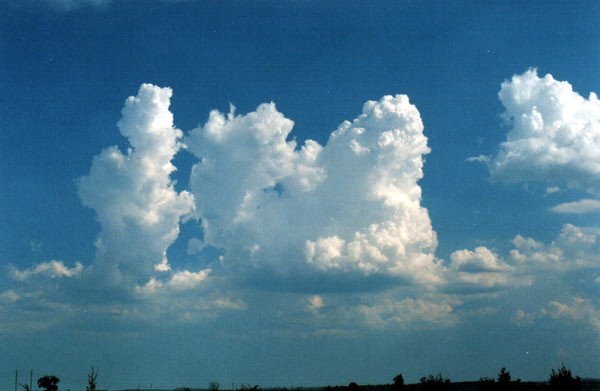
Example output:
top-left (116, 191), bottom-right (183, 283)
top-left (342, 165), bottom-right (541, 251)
top-left (87, 367), bottom-right (98, 391)
top-left (348, 382), bottom-right (359, 391)
top-left (392, 374), bottom-right (405, 390)
top-left (37, 376), bottom-right (60, 391)
top-left (549, 365), bottom-right (581, 391)
top-left (420, 373), bottom-right (451, 390)
top-left (209, 382), bottom-right (220, 391)
top-left (496, 367), bottom-right (512, 390)
top-left (497, 368), bottom-right (510, 385)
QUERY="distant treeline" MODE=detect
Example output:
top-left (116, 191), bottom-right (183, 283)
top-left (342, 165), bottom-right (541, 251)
top-left (26, 365), bottom-right (600, 391)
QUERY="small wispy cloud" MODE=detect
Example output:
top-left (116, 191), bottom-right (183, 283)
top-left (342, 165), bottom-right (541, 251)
top-left (305, 294), bottom-right (324, 312)
top-left (8, 0), bottom-right (111, 11)
top-left (9, 260), bottom-right (83, 281)
top-left (357, 296), bottom-right (459, 329)
top-left (550, 198), bottom-right (600, 214)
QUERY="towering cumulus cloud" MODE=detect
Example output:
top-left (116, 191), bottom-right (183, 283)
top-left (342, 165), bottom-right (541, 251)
top-left (187, 95), bottom-right (440, 285)
top-left (78, 84), bottom-right (194, 283)
top-left (489, 69), bottom-right (600, 194)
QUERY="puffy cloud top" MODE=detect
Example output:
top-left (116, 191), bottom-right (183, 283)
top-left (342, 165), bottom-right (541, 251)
top-left (448, 247), bottom-right (514, 288)
top-left (187, 95), bottom-right (440, 285)
top-left (78, 84), bottom-right (194, 282)
top-left (510, 224), bottom-right (599, 270)
top-left (489, 69), bottom-right (600, 194)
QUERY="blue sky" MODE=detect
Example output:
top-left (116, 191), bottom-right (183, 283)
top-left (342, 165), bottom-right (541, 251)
top-left (1, 1), bottom-right (599, 390)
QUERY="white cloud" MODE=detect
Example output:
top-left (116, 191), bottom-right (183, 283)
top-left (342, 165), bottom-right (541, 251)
top-left (356, 296), bottom-right (458, 329)
top-left (515, 297), bottom-right (600, 336)
top-left (465, 155), bottom-right (490, 164)
top-left (551, 198), bottom-right (600, 214)
top-left (187, 95), bottom-right (440, 285)
top-left (135, 277), bottom-right (164, 295)
top-left (448, 224), bottom-right (599, 292)
top-left (2, 87), bottom-right (446, 335)
top-left (305, 294), bottom-right (324, 313)
top-left (168, 269), bottom-right (211, 290)
top-left (485, 69), bottom-right (600, 195)
top-left (136, 269), bottom-right (211, 295)
top-left (0, 290), bottom-right (20, 304)
top-left (9, 76), bottom-right (596, 341)
top-left (9, 260), bottom-right (83, 281)
top-left (450, 247), bottom-right (512, 273)
top-left (448, 247), bottom-right (515, 288)
top-left (77, 84), bottom-right (195, 283)
top-left (510, 224), bottom-right (599, 270)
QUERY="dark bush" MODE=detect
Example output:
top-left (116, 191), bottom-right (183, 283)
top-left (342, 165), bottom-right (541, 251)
top-left (37, 376), bottom-right (60, 391)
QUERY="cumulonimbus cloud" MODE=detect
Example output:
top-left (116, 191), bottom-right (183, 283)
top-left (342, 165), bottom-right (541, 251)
top-left (187, 95), bottom-right (441, 285)
top-left (485, 69), bottom-right (600, 195)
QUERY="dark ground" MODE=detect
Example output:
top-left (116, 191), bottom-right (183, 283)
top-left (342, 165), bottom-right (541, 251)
top-left (145, 379), bottom-right (600, 391)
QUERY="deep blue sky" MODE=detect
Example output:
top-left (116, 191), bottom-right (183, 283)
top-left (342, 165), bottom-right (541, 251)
top-left (1, 1), bottom-right (599, 390)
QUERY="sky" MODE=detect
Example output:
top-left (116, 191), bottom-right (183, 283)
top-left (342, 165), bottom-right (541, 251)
top-left (1, 0), bottom-right (599, 390)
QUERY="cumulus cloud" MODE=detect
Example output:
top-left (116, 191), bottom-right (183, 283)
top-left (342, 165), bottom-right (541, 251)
top-left (448, 247), bottom-right (515, 288)
top-left (136, 269), bottom-right (211, 295)
top-left (2, 86), bottom-right (457, 335)
top-left (551, 198), bottom-right (600, 214)
top-left (448, 224), bottom-right (599, 293)
top-left (4, 77), bottom-right (600, 345)
top-left (187, 95), bottom-right (440, 285)
top-left (510, 224), bottom-right (599, 270)
top-left (356, 296), bottom-right (458, 329)
top-left (515, 297), bottom-right (600, 336)
top-left (9, 260), bottom-right (83, 281)
top-left (77, 84), bottom-right (195, 284)
top-left (485, 69), bottom-right (600, 194)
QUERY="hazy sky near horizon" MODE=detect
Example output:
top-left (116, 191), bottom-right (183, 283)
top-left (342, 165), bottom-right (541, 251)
top-left (1, 1), bottom-right (599, 390)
